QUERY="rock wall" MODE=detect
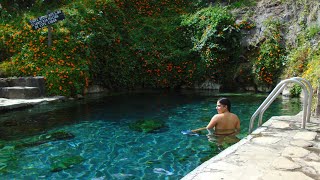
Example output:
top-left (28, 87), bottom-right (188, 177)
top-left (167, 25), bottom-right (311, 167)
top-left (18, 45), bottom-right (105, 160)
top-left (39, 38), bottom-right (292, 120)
top-left (194, 79), bottom-right (221, 90)
top-left (234, 0), bottom-right (320, 49)
top-left (230, 0), bottom-right (320, 93)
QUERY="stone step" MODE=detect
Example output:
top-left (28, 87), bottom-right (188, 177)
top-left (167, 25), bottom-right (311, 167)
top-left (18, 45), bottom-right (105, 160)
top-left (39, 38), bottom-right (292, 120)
top-left (0, 76), bottom-right (46, 97)
top-left (0, 86), bottom-right (42, 99)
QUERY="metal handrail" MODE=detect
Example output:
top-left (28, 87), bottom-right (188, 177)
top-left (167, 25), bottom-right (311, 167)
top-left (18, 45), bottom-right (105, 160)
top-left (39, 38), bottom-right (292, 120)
top-left (258, 79), bottom-right (308, 127)
top-left (291, 77), bottom-right (313, 122)
top-left (249, 77), bottom-right (312, 133)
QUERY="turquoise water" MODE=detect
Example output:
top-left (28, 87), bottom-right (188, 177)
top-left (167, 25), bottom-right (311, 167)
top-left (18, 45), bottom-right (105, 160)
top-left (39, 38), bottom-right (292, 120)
top-left (0, 90), bottom-right (301, 179)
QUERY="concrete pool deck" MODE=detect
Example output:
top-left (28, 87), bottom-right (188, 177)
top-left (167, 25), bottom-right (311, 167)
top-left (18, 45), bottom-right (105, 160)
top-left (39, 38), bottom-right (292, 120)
top-left (182, 113), bottom-right (320, 180)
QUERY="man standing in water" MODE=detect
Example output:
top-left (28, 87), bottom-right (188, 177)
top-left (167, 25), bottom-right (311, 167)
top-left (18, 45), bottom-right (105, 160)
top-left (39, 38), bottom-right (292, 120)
top-left (206, 97), bottom-right (240, 135)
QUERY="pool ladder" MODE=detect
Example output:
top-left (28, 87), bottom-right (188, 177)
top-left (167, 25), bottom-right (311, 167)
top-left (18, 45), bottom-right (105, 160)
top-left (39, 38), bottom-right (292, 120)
top-left (249, 77), bottom-right (312, 133)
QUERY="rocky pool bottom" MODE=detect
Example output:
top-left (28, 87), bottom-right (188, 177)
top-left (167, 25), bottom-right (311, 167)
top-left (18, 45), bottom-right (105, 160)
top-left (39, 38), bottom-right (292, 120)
top-left (0, 91), bottom-right (302, 179)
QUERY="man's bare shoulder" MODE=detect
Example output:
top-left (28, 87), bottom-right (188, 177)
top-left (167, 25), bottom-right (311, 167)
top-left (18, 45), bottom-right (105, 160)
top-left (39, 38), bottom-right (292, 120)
top-left (213, 113), bottom-right (224, 119)
top-left (229, 113), bottom-right (239, 118)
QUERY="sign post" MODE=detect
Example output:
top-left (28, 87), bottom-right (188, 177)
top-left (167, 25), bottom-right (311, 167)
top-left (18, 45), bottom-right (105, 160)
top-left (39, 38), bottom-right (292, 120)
top-left (29, 10), bottom-right (65, 47)
top-left (47, 10), bottom-right (52, 47)
top-left (48, 23), bottom-right (52, 47)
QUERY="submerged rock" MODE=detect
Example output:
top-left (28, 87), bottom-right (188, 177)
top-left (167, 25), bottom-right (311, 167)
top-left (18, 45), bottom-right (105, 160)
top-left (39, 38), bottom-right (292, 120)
top-left (41, 131), bottom-right (75, 141)
top-left (50, 155), bottom-right (84, 172)
top-left (0, 146), bottom-right (18, 173)
top-left (129, 119), bottom-right (167, 133)
top-left (15, 131), bottom-right (75, 149)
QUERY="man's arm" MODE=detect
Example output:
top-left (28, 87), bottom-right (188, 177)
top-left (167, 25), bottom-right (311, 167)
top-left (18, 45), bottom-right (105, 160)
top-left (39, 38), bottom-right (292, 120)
top-left (206, 115), bottom-right (219, 129)
top-left (235, 116), bottom-right (240, 131)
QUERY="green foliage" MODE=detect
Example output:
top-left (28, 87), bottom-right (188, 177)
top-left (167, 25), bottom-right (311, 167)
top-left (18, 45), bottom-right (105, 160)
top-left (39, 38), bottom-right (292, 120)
top-left (181, 6), bottom-right (242, 82)
top-left (1, 0), bottom-right (246, 95)
top-left (68, 0), bottom-right (138, 89)
top-left (181, 6), bottom-right (238, 58)
top-left (283, 25), bottom-right (320, 89)
top-left (253, 19), bottom-right (286, 87)
top-left (0, 0), bottom-right (36, 10)
top-left (306, 24), bottom-right (320, 39)
top-left (282, 17), bottom-right (320, 112)
top-left (0, 0), bottom-right (98, 96)
top-left (303, 53), bottom-right (320, 87)
top-left (2, 19), bottom-right (90, 96)
top-left (112, 0), bottom-right (206, 88)
top-left (227, 0), bottom-right (257, 9)
top-left (283, 44), bottom-right (310, 77)
top-left (0, 24), bottom-right (16, 61)
top-left (0, 0), bottom-right (254, 95)
top-left (0, 61), bottom-right (14, 77)
top-left (1, 0), bottom-right (191, 96)
top-left (289, 84), bottom-right (302, 97)
top-left (127, 16), bottom-right (203, 88)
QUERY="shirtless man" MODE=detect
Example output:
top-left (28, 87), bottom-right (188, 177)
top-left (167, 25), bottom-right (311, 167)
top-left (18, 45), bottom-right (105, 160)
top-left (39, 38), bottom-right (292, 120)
top-left (206, 97), bottom-right (240, 135)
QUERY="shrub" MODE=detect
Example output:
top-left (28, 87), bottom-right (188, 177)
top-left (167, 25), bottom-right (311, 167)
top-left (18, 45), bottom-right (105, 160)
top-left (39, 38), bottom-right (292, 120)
top-left (66, 0), bottom-right (135, 89)
top-left (181, 6), bottom-right (242, 83)
top-left (3, 18), bottom-right (90, 96)
top-left (1, 0), bottom-right (257, 95)
top-left (306, 24), bottom-right (320, 39)
top-left (290, 84), bottom-right (302, 97)
top-left (227, 0), bottom-right (257, 9)
top-left (253, 19), bottom-right (286, 87)
top-left (303, 54), bottom-right (320, 87)
top-left (0, 61), bottom-right (14, 77)
top-left (112, 0), bottom-right (206, 88)
top-left (283, 43), bottom-right (310, 78)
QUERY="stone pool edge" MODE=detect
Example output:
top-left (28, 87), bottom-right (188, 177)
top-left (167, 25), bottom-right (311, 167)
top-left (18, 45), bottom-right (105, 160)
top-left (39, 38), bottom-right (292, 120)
top-left (0, 96), bottom-right (65, 111)
top-left (181, 112), bottom-right (320, 180)
top-left (181, 131), bottom-right (255, 179)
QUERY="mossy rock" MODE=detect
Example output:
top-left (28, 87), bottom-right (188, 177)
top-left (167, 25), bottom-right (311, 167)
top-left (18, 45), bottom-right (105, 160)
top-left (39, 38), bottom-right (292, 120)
top-left (178, 156), bottom-right (189, 162)
top-left (145, 160), bottom-right (161, 165)
top-left (0, 146), bottom-right (16, 164)
top-left (41, 131), bottom-right (75, 141)
top-left (15, 131), bottom-right (75, 149)
top-left (50, 155), bottom-right (84, 172)
top-left (0, 146), bottom-right (20, 174)
top-left (129, 119), bottom-right (167, 133)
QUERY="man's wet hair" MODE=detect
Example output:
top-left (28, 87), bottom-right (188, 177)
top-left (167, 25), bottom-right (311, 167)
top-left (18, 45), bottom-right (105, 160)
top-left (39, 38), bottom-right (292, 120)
top-left (218, 97), bottom-right (231, 112)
